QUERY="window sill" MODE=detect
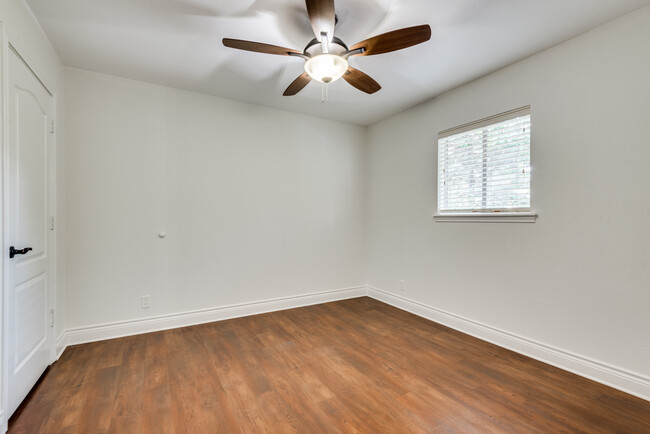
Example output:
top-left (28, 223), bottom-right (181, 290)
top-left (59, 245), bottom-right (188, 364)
top-left (433, 213), bottom-right (537, 223)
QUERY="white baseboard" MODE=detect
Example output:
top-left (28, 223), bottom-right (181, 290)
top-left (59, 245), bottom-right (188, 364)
top-left (367, 285), bottom-right (650, 402)
top-left (55, 284), bottom-right (650, 403)
top-left (65, 286), bottom-right (365, 346)
top-left (1, 410), bottom-right (5, 433)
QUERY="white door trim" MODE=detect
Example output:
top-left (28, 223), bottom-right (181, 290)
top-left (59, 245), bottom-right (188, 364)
top-left (0, 20), bottom-right (6, 434)
top-left (0, 23), bottom-right (57, 429)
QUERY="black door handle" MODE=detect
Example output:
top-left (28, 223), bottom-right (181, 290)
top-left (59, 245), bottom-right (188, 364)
top-left (9, 246), bottom-right (32, 259)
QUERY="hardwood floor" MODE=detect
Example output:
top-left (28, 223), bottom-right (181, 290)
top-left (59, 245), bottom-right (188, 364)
top-left (9, 297), bottom-right (650, 433)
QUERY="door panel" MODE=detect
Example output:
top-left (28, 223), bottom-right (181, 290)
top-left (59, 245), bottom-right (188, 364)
top-left (15, 275), bottom-right (47, 369)
top-left (17, 86), bottom-right (47, 257)
top-left (5, 47), bottom-right (53, 417)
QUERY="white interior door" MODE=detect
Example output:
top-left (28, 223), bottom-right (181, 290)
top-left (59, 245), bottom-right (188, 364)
top-left (5, 47), bottom-right (54, 417)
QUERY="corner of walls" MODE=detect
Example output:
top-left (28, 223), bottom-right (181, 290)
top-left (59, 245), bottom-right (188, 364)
top-left (366, 286), bottom-right (650, 402)
top-left (360, 124), bottom-right (371, 287)
top-left (363, 6), bottom-right (650, 403)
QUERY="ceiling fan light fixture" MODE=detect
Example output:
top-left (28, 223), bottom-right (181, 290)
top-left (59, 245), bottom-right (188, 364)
top-left (304, 54), bottom-right (348, 83)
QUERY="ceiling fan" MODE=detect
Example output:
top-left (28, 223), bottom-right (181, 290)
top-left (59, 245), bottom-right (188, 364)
top-left (223, 0), bottom-right (431, 96)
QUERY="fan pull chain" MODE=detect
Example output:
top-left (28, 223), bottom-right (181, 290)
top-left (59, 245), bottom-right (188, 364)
top-left (321, 83), bottom-right (329, 104)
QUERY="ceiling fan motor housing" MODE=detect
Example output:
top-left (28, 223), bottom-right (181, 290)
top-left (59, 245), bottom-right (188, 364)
top-left (304, 37), bottom-right (348, 57)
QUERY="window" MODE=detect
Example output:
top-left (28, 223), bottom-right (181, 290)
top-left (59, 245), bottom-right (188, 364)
top-left (437, 106), bottom-right (533, 221)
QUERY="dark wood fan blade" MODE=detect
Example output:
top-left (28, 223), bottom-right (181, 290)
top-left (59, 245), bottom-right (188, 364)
top-left (349, 25), bottom-right (431, 56)
top-left (284, 73), bottom-right (312, 96)
top-left (223, 38), bottom-right (301, 56)
top-left (305, 0), bottom-right (336, 42)
top-left (343, 67), bottom-right (381, 94)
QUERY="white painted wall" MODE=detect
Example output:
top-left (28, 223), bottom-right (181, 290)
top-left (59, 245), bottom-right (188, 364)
top-left (366, 5), bottom-right (650, 381)
top-left (4, 0), bottom-right (649, 410)
top-left (65, 68), bottom-right (366, 329)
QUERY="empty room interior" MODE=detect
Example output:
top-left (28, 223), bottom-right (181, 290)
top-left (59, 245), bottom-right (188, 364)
top-left (2, 0), bottom-right (650, 432)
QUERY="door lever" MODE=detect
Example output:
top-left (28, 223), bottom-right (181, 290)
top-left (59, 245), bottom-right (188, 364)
top-left (9, 246), bottom-right (33, 259)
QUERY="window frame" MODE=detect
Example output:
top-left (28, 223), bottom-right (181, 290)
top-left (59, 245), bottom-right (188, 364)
top-left (434, 106), bottom-right (537, 223)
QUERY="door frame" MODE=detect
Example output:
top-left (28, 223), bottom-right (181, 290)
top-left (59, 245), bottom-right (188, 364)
top-left (0, 21), bottom-right (58, 429)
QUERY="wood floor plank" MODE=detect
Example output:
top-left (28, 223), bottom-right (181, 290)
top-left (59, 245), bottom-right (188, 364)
top-left (8, 297), bottom-right (650, 433)
top-left (73, 365), bottom-right (121, 434)
top-left (140, 385), bottom-right (174, 434)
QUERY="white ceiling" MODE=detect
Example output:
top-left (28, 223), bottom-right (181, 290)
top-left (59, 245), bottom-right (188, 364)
top-left (27, 0), bottom-right (650, 125)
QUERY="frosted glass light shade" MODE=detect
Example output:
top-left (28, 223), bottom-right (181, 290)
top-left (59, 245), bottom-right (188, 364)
top-left (304, 54), bottom-right (348, 83)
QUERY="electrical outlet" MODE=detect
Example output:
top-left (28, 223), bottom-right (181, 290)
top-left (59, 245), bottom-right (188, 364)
top-left (141, 295), bottom-right (151, 309)
top-left (399, 279), bottom-right (406, 292)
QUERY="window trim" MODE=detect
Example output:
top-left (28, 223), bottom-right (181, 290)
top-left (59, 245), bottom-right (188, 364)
top-left (433, 212), bottom-right (537, 223)
top-left (436, 106), bottom-right (535, 222)
top-left (438, 106), bottom-right (531, 139)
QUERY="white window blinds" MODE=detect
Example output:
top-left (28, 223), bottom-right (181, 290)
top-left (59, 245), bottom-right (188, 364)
top-left (438, 107), bottom-right (531, 213)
